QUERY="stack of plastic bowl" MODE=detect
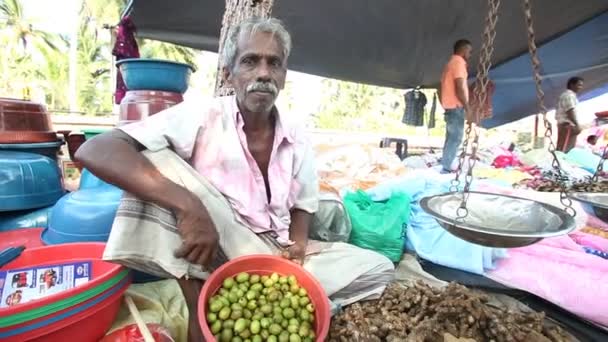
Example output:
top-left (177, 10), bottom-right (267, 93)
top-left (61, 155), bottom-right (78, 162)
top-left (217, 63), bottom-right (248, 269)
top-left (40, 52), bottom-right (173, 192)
top-left (116, 58), bottom-right (190, 126)
top-left (0, 98), bottom-right (66, 232)
top-left (0, 151), bottom-right (64, 232)
top-left (0, 98), bottom-right (64, 163)
top-left (0, 243), bottom-right (130, 342)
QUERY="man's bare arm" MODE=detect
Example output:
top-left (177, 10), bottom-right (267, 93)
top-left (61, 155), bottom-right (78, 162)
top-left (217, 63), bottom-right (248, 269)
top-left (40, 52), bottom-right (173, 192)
top-left (76, 129), bottom-right (219, 266)
top-left (455, 78), bottom-right (469, 110)
top-left (75, 129), bottom-right (198, 214)
top-left (289, 209), bottom-right (311, 246)
top-left (566, 109), bottom-right (579, 127)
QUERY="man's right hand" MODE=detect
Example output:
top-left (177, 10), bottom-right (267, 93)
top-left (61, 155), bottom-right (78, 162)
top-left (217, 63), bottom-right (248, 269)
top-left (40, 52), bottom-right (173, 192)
top-left (173, 193), bottom-right (220, 268)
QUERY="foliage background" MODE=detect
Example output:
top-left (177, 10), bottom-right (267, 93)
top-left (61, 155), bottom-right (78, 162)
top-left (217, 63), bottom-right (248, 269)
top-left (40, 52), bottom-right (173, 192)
top-left (0, 0), bottom-right (446, 137)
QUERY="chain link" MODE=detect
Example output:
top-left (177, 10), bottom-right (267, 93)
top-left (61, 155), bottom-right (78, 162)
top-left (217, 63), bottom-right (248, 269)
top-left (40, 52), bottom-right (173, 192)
top-left (453, 0), bottom-right (500, 219)
top-left (592, 144), bottom-right (608, 182)
top-left (522, 0), bottom-right (576, 217)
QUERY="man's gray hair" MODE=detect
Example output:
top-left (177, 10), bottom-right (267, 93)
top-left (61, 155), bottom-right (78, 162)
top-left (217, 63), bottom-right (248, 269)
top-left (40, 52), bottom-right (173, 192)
top-left (222, 17), bottom-right (292, 70)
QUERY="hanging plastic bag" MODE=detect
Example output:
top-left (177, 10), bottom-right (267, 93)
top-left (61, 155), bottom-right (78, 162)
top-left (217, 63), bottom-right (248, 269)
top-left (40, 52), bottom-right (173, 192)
top-left (344, 190), bottom-right (410, 262)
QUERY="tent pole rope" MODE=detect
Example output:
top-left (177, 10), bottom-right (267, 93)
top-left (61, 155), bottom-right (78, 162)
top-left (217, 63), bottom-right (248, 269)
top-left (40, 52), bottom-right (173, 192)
top-left (214, 0), bottom-right (275, 97)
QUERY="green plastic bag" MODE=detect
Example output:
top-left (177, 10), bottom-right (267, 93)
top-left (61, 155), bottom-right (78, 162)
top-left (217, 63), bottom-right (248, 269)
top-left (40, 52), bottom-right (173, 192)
top-left (344, 190), bottom-right (410, 262)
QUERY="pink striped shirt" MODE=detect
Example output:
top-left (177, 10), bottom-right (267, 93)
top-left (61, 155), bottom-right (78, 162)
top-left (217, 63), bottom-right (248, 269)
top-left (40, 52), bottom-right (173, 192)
top-left (119, 95), bottom-right (319, 245)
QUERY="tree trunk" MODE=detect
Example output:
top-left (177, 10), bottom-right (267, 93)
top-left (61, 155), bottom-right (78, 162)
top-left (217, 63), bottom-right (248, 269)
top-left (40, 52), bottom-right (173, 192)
top-left (213, 0), bottom-right (275, 97)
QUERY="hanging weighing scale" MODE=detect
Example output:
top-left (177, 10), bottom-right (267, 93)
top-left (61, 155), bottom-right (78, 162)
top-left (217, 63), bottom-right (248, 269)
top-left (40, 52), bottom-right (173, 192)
top-left (569, 150), bottom-right (608, 221)
top-left (421, 0), bottom-right (583, 248)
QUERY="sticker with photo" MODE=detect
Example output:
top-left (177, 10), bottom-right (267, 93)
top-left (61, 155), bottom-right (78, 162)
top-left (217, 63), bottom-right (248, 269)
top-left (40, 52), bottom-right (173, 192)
top-left (0, 261), bottom-right (92, 308)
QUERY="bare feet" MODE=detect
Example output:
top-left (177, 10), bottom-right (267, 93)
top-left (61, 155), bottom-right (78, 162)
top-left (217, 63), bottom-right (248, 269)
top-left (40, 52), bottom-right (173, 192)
top-left (177, 278), bottom-right (204, 342)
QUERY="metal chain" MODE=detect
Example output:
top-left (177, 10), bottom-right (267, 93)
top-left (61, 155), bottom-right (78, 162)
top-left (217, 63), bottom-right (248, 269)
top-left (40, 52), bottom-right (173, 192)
top-left (522, 0), bottom-right (576, 217)
top-left (592, 144), bottom-right (608, 182)
top-left (452, 0), bottom-right (500, 219)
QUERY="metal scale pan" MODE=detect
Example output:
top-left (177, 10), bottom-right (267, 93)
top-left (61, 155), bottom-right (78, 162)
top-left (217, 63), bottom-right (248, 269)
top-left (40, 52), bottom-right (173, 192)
top-left (420, 191), bottom-right (576, 248)
top-left (569, 192), bottom-right (608, 222)
top-left (420, 0), bottom-right (579, 249)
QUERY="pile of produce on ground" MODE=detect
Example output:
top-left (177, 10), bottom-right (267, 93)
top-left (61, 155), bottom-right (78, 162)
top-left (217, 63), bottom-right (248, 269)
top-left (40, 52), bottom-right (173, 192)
top-left (328, 282), bottom-right (571, 342)
top-left (206, 272), bottom-right (316, 342)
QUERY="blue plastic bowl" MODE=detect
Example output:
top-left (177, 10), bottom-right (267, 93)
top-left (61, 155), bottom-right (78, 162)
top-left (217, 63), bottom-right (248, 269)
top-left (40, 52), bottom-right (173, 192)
top-left (42, 186), bottom-right (123, 245)
top-left (42, 184), bottom-right (162, 283)
top-left (0, 151), bottom-right (64, 212)
top-left (0, 141), bottom-right (63, 162)
top-left (0, 205), bottom-right (53, 231)
top-left (79, 168), bottom-right (114, 189)
top-left (116, 58), bottom-right (195, 94)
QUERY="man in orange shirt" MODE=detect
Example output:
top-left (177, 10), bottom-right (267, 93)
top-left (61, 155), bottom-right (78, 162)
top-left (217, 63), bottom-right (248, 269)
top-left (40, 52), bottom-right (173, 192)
top-left (440, 39), bottom-right (472, 172)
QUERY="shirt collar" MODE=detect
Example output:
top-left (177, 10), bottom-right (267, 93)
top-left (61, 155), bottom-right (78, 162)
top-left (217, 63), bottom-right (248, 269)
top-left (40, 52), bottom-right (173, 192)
top-left (231, 95), bottom-right (295, 144)
top-left (452, 54), bottom-right (467, 64)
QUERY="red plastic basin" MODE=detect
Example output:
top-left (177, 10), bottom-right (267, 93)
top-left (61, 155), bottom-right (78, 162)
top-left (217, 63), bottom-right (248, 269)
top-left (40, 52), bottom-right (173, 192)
top-left (0, 243), bottom-right (123, 316)
top-left (0, 277), bottom-right (129, 342)
top-left (198, 255), bottom-right (330, 342)
top-left (0, 228), bottom-right (44, 250)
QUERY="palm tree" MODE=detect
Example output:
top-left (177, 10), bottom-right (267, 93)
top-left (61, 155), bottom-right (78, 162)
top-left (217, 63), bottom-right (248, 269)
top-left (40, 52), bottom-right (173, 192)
top-left (0, 0), bottom-right (64, 97)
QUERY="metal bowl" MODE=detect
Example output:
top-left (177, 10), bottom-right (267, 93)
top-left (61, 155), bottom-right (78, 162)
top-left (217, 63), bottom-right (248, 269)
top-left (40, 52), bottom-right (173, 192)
top-left (420, 191), bottom-right (576, 248)
top-left (569, 192), bottom-right (608, 222)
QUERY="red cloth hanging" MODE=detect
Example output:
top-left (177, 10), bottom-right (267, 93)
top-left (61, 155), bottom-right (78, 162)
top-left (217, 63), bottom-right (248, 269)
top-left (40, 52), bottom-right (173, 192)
top-left (468, 80), bottom-right (495, 124)
top-left (112, 16), bottom-right (140, 104)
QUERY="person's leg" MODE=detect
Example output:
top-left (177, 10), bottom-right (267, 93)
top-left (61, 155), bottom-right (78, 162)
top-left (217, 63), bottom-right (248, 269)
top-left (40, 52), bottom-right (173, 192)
top-left (441, 108), bottom-right (465, 171)
top-left (301, 242), bottom-right (395, 308)
top-left (566, 130), bottom-right (579, 153)
top-left (556, 124), bottom-right (567, 152)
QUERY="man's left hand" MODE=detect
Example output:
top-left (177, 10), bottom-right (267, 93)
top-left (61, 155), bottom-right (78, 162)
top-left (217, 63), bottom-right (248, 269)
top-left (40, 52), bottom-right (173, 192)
top-left (282, 243), bottom-right (307, 265)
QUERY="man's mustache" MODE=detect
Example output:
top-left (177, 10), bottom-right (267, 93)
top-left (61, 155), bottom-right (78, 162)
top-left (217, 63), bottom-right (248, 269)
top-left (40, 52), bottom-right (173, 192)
top-left (246, 81), bottom-right (278, 96)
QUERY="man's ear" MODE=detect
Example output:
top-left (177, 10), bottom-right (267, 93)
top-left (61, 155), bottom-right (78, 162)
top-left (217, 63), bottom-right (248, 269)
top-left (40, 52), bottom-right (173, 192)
top-left (222, 66), bottom-right (232, 86)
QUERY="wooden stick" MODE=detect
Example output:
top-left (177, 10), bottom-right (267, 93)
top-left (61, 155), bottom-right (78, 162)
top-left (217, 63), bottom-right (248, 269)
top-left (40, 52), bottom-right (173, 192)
top-left (124, 295), bottom-right (155, 342)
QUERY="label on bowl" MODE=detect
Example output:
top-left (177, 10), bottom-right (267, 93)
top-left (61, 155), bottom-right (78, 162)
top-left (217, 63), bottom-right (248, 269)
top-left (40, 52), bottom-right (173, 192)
top-left (0, 261), bottom-right (91, 308)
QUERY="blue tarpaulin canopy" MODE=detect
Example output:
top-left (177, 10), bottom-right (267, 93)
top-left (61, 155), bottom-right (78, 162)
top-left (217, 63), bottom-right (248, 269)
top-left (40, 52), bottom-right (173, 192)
top-left (123, 0), bottom-right (608, 127)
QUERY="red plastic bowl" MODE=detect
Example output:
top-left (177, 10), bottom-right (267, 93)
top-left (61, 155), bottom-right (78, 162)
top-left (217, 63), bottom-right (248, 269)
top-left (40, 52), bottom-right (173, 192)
top-left (0, 228), bottom-right (44, 250)
top-left (198, 255), bottom-right (330, 341)
top-left (0, 98), bottom-right (58, 144)
top-left (0, 243), bottom-right (124, 316)
top-left (0, 277), bottom-right (129, 342)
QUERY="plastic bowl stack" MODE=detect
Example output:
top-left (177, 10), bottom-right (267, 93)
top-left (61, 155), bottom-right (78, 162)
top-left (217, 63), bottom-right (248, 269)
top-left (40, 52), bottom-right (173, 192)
top-left (0, 151), bottom-right (64, 215)
top-left (0, 98), bottom-right (64, 162)
top-left (116, 58), bottom-right (190, 126)
top-left (0, 98), bottom-right (66, 231)
top-left (0, 243), bottom-right (130, 342)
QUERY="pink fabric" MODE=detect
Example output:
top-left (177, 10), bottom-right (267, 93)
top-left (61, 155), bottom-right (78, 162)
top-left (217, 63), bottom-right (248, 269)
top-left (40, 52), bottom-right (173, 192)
top-left (112, 16), bottom-right (140, 104)
top-left (487, 235), bottom-right (608, 326)
top-left (570, 231), bottom-right (608, 252)
top-left (119, 96), bottom-right (319, 246)
top-left (587, 214), bottom-right (608, 231)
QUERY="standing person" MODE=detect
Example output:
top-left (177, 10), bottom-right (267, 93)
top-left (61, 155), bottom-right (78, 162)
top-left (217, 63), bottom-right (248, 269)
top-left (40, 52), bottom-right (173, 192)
top-left (556, 77), bottom-right (584, 153)
top-left (439, 39), bottom-right (472, 173)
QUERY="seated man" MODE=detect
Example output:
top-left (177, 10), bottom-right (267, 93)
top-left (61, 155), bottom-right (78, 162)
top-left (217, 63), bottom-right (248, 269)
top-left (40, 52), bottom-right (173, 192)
top-left (77, 17), bottom-right (394, 341)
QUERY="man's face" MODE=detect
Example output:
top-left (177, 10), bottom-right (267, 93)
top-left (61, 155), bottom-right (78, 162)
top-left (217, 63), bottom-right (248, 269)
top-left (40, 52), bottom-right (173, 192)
top-left (573, 80), bottom-right (584, 93)
top-left (225, 31), bottom-right (287, 114)
top-left (462, 45), bottom-right (473, 61)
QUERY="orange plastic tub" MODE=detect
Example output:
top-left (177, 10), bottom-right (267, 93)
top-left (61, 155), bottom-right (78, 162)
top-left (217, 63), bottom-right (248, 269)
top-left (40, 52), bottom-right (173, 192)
top-left (197, 255), bottom-right (331, 341)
